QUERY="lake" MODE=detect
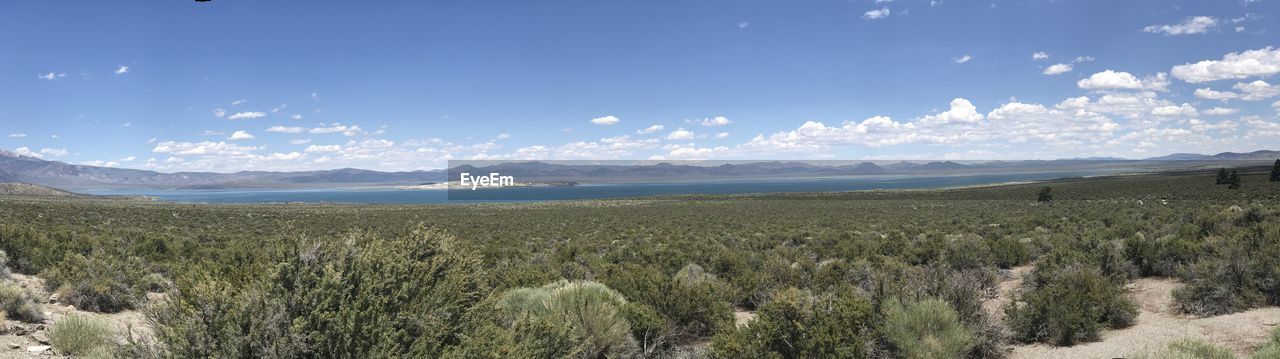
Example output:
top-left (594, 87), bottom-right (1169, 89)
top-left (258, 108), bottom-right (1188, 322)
top-left (79, 170), bottom-right (1124, 204)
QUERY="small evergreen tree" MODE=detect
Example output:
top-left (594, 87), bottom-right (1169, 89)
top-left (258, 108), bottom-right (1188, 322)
top-left (1037, 186), bottom-right (1053, 203)
top-left (1216, 168), bottom-right (1230, 185)
top-left (1270, 159), bottom-right (1280, 182)
top-left (1228, 170), bottom-right (1242, 189)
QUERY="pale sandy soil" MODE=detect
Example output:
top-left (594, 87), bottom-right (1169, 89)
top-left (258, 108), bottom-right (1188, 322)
top-left (733, 309), bottom-right (758, 328)
top-left (0, 274), bottom-right (152, 358)
top-left (996, 274), bottom-right (1280, 359)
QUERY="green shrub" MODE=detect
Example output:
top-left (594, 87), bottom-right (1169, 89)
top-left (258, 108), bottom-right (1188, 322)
top-left (1131, 339), bottom-right (1234, 359)
top-left (150, 227), bottom-right (489, 358)
top-left (0, 280), bottom-right (45, 323)
top-left (881, 298), bottom-right (975, 359)
top-left (709, 287), bottom-right (871, 359)
top-left (621, 302), bottom-right (667, 355)
top-left (50, 315), bottom-right (113, 356)
top-left (42, 253), bottom-right (147, 313)
top-left (1252, 326), bottom-right (1280, 359)
top-left (1006, 266), bottom-right (1137, 346)
top-left (498, 280), bottom-right (636, 358)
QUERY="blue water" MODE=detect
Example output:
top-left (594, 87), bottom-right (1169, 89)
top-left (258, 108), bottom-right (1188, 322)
top-left (79, 170), bottom-right (1122, 204)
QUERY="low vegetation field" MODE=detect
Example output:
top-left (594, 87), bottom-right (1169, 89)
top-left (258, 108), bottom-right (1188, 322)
top-left (1, 167), bottom-right (1279, 358)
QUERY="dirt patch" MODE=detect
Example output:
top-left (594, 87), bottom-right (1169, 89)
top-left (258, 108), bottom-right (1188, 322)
top-left (733, 309), bottom-right (757, 328)
top-left (983, 265), bottom-right (1033, 322)
top-left (0, 274), bottom-right (153, 358)
top-left (1007, 277), bottom-right (1280, 359)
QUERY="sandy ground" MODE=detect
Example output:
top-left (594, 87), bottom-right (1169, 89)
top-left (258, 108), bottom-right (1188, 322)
top-left (997, 274), bottom-right (1280, 359)
top-left (733, 309), bottom-right (758, 328)
top-left (0, 274), bottom-right (151, 358)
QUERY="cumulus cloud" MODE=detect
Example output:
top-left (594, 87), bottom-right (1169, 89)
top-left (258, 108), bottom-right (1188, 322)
top-left (637, 125), bottom-right (664, 134)
top-left (688, 116), bottom-right (732, 127)
top-left (11, 147), bottom-right (41, 158)
top-left (1043, 63), bottom-right (1073, 75)
top-left (213, 108), bottom-right (226, 118)
top-left (153, 141), bottom-right (260, 156)
top-left (1150, 103), bottom-right (1198, 117)
top-left (714, 132), bottom-right (730, 139)
top-left (305, 144), bottom-right (342, 153)
top-left (1203, 107), bottom-right (1240, 115)
top-left (954, 55), bottom-right (972, 64)
top-left (227, 131), bottom-right (255, 140)
top-left (1171, 47), bottom-right (1280, 83)
top-left (309, 123), bottom-right (365, 136)
top-left (1143, 16), bottom-right (1218, 35)
top-left (289, 139), bottom-right (312, 145)
top-left (114, 65), bottom-right (129, 75)
top-left (1032, 52), bottom-right (1049, 60)
top-left (39, 148), bottom-right (69, 157)
top-left (1074, 56), bottom-right (1096, 63)
top-left (590, 115), bottom-right (620, 125)
top-left (82, 160), bottom-right (120, 167)
top-left (228, 111), bottom-right (266, 120)
top-left (1233, 80), bottom-right (1280, 101)
top-left (919, 98), bottom-right (984, 125)
top-left (267, 125), bottom-right (305, 133)
top-left (1194, 88), bottom-right (1241, 100)
top-left (290, 114), bottom-right (303, 120)
top-left (1077, 70), bottom-right (1169, 91)
top-left (231, 99), bottom-right (247, 105)
top-left (863, 7), bottom-right (890, 19)
top-left (8, 133), bottom-right (26, 138)
top-left (666, 128), bottom-right (695, 141)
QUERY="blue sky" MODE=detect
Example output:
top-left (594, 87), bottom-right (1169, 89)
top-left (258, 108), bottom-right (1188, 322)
top-left (2, 0), bottom-right (1280, 171)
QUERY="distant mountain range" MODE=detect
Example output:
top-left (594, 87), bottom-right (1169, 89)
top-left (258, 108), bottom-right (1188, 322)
top-left (1, 149), bottom-right (1276, 190)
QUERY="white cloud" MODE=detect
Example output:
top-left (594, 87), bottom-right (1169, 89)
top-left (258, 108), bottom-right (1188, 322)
top-left (714, 132), bottom-right (730, 139)
top-left (666, 128), bottom-right (696, 141)
top-left (114, 65), bottom-right (129, 75)
top-left (290, 114), bottom-right (303, 120)
top-left (82, 160), bottom-right (120, 167)
top-left (227, 131), bottom-right (255, 141)
top-left (688, 116), bottom-right (733, 127)
top-left (1032, 52), bottom-right (1049, 61)
top-left (1043, 63), bottom-right (1074, 75)
top-left (7, 133), bottom-right (26, 138)
top-left (1194, 88), bottom-right (1241, 100)
top-left (152, 141), bottom-right (260, 156)
top-left (289, 139), bottom-right (312, 145)
top-left (637, 125), bottom-right (665, 134)
top-left (39, 148), bottom-right (68, 156)
top-left (1233, 80), bottom-right (1280, 101)
top-left (863, 7), bottom-right (890, 19)
top-left (308, 123), bottom-right (365, 136)
top-left (213, 108), bottom-right (226, 118)
top-left (305, 144), bottom-right (342, 153)
top-left (310, 92), bottom-right (321, 102)
top-left (263, 152), bottom-right (303, 161)
top-left (590, 115), bottom-right (620, 125)
top-left (495, 133), bottom-right (511, 140)
top-left (954, 55), bottom-right (972, 64)
top-left (228, 111), bottom-right (266, 120)
top-left (1203, 107), bottom-right (1240, 115)
top-left (1143, 16), bottom-right (1218, 35)
top-left (1074, 56), bottom-right (1096, 63)
top-left (1077, 70), bottom-right (1169, 91)
top-left (120, 156), bottom-right (136, 162)
top-left (738, 21), bottom-right (750, 28)
top-left (11, 147), bottom-right (41, 158)
top-left (267, 125), bottom-right (305, 133)
top-left (231, 99), bottom-right (247, 105)
top-left (919, 98), bottom-right (984, 125)
top-left (37, 72), bottom-right (66, 80)
top-left (1171, 47), bottom-right (1280, 83)
top-left (1150, 103), bottom-right (1198, 117)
